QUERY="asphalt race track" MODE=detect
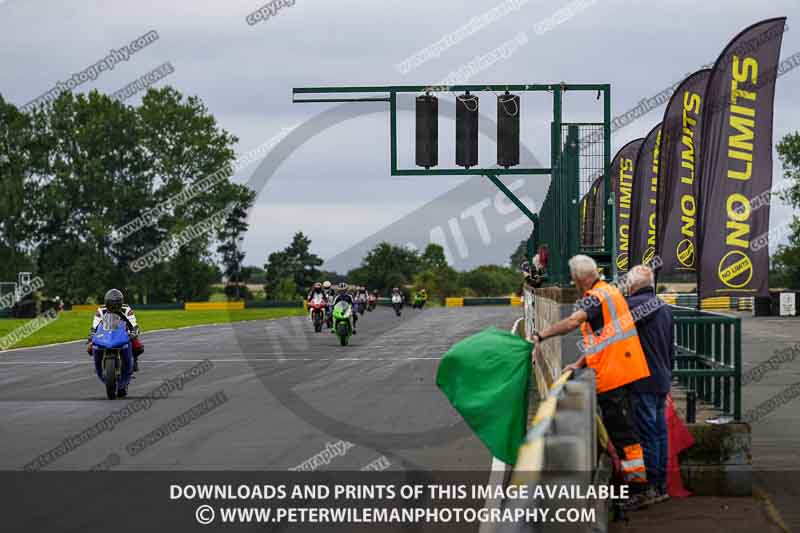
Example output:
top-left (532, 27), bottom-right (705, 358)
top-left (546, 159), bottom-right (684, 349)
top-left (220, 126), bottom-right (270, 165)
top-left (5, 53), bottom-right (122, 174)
top-left (0, 306), bottom-right (520, 472)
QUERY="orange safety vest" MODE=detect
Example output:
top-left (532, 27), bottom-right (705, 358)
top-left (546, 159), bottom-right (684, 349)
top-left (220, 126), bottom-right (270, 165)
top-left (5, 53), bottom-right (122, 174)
top-left (580, 280), bottom-right (650, 393)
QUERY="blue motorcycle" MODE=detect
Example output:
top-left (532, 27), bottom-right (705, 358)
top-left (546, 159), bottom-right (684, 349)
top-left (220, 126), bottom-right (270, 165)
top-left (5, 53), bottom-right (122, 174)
top-left (91, 312), bottom-right (134, 399)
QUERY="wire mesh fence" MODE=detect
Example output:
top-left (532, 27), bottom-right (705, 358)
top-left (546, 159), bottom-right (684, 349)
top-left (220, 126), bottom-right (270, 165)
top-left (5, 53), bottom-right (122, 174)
top-left (562, 123), bottom-right (605, 253)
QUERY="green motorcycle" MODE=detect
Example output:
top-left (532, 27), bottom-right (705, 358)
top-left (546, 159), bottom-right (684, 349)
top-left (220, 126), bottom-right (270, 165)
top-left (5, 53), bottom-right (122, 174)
top-left (331, 301), bottom-right (354, 346)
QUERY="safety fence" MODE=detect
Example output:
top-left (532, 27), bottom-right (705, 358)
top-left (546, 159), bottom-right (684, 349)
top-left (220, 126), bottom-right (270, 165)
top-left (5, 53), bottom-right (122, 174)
top-left (672, 306), bottom-right (742, 420)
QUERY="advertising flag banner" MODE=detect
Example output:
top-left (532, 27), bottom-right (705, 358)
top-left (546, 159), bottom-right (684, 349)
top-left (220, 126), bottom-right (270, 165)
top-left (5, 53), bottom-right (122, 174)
top-left (590, 175), bottom-right (605, 250)
top-left (629, 124), bottom-right (662, 269)
top-left (697, 18), bottom-right (786, 298)
top-left (611, 139), bottom-right (645, 273)
top-left (656, 69), bottom-right (711, 278)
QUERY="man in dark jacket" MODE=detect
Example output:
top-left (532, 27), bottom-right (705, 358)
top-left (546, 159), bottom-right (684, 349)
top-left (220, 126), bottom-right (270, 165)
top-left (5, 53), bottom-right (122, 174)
top-left (625, 265), bottom-right (674, 504)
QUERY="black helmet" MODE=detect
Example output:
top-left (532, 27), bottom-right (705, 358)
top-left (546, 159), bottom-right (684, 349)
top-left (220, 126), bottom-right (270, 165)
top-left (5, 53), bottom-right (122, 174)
top-left (104, 289), bottom-right (124, 313)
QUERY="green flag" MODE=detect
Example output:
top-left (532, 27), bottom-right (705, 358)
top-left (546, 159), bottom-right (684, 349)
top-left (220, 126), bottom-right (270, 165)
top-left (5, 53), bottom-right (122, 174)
top-left (436, 326), bottom-right (532, 465)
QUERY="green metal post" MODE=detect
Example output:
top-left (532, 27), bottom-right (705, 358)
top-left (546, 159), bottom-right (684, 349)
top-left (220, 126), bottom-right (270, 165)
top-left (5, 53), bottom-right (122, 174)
top-left (567, 125), bottom-right (580, 263)
top-left (723, 322), bottom-right (732, 414)
top-left (526, 222), bottom-right (537, 262)
top-left (734, 319), bottom-right (742, 420)
top-left (485, 174), bottom-right (537, 223)
top-left (390, 90), bottom-right (397, 175)
top-left (552, 88), bottom-right (564, 285)
top-left (610, 191), bottom-right (618, 282)
top-left (603, 86), bottom-right (613, 261)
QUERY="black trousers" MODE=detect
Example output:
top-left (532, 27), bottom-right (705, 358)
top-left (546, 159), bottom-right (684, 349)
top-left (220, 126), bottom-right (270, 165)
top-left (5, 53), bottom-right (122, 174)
top-left (598, 385), bottom-right (648, 489)
top-left (598, 386), bottom-right (638, 450)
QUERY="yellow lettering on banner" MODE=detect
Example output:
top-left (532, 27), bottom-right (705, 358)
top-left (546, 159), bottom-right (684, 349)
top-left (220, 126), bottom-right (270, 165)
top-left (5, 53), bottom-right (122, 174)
top-left (619, 224), bottom-right (629, 252)
top-left (729, 115), bottom-right (755, 152)
top-left (717, 56), bottom-right (759, 289)
top-left (680, 194), bottom-right (696, 238)
top-left (733, 56), bottom-right (758, 86)
top-left (684, 90), bottom-right (701, 115)
top-left (725, 193), bottom-right (751, 248)
top-left (619, 158), bottom-right (633, 210)
top-left (727, 56), bottom-right (757, 183)
top-left (679, 89), bottom-right (701, 248)
top-left (647, 212), bottom-right (656, 246)
top-left (618, 155), bottom-right (634, 262)
top-left (650, 130), bottom-right (661, 202)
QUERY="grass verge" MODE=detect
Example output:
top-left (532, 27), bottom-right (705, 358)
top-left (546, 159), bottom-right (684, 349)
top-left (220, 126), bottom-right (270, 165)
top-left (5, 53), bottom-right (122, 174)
top-left (0, 308), bottom-right (307, 350)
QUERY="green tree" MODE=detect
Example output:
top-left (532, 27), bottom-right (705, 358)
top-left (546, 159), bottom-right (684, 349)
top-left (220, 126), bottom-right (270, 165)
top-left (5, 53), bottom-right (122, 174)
top-left (774, 133), bottom-right (800, 289)
top-left (217, 189), bottom-right (256, 299)
top-left (461, 265), bottom-right (521, 297)
top-left (241, 265), bottom-right (266, 284)
top-left (413, 244), bottom-right (460, 303)
top-left (263, 232), bottom-right (323, 299)
top-left (347, 242), bottom-right (421, 295)
top-left (0, 95), bottom-right (38, 281)
top-left (6, 87), bottom-right (246, 304)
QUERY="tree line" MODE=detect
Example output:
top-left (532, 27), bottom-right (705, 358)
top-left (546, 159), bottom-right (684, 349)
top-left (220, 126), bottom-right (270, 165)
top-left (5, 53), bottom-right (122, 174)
top-left (260, 232), bottom-right (524, 303)
top-left (1, 86), bottom-right (528, 306)
top-left (0, 88), bottom-right (254, 304)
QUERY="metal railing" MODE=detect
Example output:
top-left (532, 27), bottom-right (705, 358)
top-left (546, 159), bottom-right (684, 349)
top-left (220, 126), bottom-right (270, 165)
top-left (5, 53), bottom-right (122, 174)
top-left (671, 306), bottom-right (742, 420)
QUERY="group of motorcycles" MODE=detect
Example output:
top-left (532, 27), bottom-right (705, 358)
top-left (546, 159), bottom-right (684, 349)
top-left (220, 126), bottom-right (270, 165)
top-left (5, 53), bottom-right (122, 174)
top-left (307, 289), bottom-right (377, 346)
top-left (89, 287), bottom-right (430, 400)
top-left (309, 288), bottom-right (427, 346)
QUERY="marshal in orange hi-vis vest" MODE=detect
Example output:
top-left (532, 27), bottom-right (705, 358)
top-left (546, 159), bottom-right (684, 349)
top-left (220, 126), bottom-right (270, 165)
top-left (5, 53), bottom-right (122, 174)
top-left (580, 280), bottom-right (650, 393)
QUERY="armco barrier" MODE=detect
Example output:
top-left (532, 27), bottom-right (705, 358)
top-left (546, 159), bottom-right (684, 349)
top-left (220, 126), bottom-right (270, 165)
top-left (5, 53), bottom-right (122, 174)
top-left (244, 300), bottom-right (304, 308)
top-left (184, 301), bottom-right (244, 311)
top-left (134, 303), bottom-right (184, 310)
top-left (53, 301), bottom-right (304, 314)
top-left (490, 316), bottom-right (606, 533)
top-left (658, 293), bottom-right (753, 312)
top-left (445, 297), bottom-right (464, 307)
top-left (500, 367), bottom-right (605, 533)
top-left (445, 297), bottom-right (522, 307)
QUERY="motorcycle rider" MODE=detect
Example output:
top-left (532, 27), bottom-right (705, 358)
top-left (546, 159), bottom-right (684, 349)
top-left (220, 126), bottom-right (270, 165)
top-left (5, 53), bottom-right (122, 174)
top-left (322, 280), bottom-right (334, 299)
top-left (322, 280), bottom-right (335, 326)
top-left (332, 282), bottom-right (357, 334)
top-left (87, 289), bottom-right (144, 372)
top-left (390, 287), bottom-right (405, 316)
top-left (391, 287), bottom-right (404, 303)
top-left (368, 289), bottom-right (379, 310)
top-left (307, 281), bottom-right (327, 323)
top-left (415, 288), bottom-right (428, 308)
top-left (355, 285), bottom-right (368, 313)
top-left (307, 281), bottom-right (326, 303)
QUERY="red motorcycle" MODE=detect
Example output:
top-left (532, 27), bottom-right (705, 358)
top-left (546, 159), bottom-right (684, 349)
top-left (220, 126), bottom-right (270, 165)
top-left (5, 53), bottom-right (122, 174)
top-left (308, 293), bottom-right (327, 333)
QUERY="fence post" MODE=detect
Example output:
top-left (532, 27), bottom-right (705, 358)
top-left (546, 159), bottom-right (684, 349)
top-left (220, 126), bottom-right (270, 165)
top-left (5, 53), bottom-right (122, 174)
top-left (734, 319), bottom-right (742, 421)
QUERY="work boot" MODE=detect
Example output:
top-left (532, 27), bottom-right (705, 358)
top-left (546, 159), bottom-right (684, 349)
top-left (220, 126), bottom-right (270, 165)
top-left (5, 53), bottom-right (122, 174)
top-left (653, 485), bottom-right (670, 504)
top-left (621, 490), bottom-right (650, 511)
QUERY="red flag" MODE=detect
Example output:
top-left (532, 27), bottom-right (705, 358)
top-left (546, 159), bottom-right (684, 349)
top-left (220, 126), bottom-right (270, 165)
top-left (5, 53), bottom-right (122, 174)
top-left (666, 394), bottom-right (694, 497)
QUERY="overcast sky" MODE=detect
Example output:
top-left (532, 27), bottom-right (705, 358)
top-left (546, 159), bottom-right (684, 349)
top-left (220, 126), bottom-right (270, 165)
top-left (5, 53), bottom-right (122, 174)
top-left (2, 0), bottom-right (798, 270)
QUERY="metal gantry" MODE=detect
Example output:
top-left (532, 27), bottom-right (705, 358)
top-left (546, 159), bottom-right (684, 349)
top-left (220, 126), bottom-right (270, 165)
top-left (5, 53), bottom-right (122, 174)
top-left (292, 83), bottom-right (613, 285)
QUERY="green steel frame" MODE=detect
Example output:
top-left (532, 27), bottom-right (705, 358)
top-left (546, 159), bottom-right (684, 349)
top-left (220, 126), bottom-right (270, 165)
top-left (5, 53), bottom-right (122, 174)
top-left (292, 83), bottom-right (612, 286)
top-left (671, 306), bottom-right (742, 420)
